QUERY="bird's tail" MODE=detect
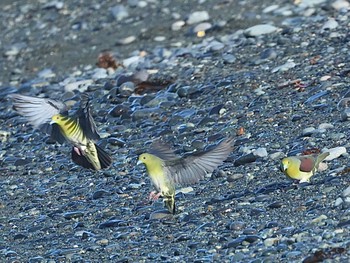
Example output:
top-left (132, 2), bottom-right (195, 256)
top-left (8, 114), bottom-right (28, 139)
top-left (315, 152), bottom-right (330, 169)
top-left (95, 143), bottom-right (112, 169)
top-left (71, 143), bottom-right (112, 170)
top-left (163, 194), bottom-right (175, 214)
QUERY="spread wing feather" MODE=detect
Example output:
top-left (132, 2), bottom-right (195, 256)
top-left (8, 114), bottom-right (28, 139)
top-left (9, 94), bottom-right (66, 128)
top-left (75, 93), bottom-right (100, 140)
top-left (161, 137), bottom-right (235, 185)
top-left (149, 140), bottom-right (178, 161)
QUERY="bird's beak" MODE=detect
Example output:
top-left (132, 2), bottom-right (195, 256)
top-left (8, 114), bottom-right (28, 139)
top-left (280, 163), bottom-right (286, 172)
top-left (137, 160), bottom-right (142, 165)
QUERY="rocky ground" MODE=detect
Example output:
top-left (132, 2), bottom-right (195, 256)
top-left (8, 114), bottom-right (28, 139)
top-left (1, 0), bottom-right (350, 262)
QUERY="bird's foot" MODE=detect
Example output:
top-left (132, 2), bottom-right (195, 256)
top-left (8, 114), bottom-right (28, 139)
top-left (149, 191), bottom-right (161, 201)
top-left (74, 146), bottom-right (82, 156)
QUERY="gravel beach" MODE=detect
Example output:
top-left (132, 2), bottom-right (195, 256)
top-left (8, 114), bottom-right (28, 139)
top-left (1, 0), bottom-right (350, 262)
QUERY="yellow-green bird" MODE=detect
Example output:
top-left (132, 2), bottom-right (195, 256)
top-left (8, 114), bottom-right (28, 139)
top-left (137, 137), bottom-right (235, 214)
top-left (280, 152), bottom-right (329, 183)
top-left (9, 93), bottom-right (111, 170)
top-left (51, 114), bottom-right (111, 170)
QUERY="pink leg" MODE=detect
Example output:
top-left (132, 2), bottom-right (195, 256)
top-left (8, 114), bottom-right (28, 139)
top-left (149, 191), bottom-right (161, 201)
top-left (74, 147), bottom-right (82, 156)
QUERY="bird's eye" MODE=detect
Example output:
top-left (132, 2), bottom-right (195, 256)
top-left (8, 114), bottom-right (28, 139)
top-left (143, 156), bottom-right (146, 160)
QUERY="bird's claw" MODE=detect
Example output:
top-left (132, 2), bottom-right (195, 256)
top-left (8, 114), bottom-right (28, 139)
top-left (74, 146), bottom-right (82, 156)
top-left (149, 191), bottom-right (161, 201)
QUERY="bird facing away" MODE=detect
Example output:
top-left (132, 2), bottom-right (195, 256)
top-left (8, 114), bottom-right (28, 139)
top-left (51, 114), bottom-right (111, 170)
top-left (9, 93), bottom-right (111, 170)
top-left (137, 137), bottom-right (235, 214)
top-left (280, 152), bottom-right (329, 183)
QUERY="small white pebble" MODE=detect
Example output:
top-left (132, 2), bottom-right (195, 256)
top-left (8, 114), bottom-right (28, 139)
top-left (324, 147), bottom-right (347, 161)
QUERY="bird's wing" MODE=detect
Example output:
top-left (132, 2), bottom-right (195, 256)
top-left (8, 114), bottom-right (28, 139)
top-left (165, 137), bottom-right (234, 185)
top-left (42, 123), bottom-right (67, 144)
top-left (9, 94), bottom-right (66, 129)
top-left (299, 156), bottom-right (315, 172)
top-left (74, 93), bottom-right (100, 140)
top-left (148, 140), bottom-right (179, 161)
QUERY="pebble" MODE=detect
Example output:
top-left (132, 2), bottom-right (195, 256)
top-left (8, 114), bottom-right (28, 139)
top-left (123, 55), bottom-right (143, 67)
top-left (311, 214), bottom-right (328, 224)
top-left (222, 53), bottom-right (236, 64)
top-left (298, 0), bottom-right (326, 7)
top-left (342, 186), bottom-right (350, 197)
top-left (98, 219), bottom-right (124, 229)
top-left (177, 187), bottom-right (194, 194)
top-left (262, 5), bottom-right (279, 13)
top-left (244, 24), bottom-right (279, 37)
top-left (186, 11), bottom-right (210, 25)
top-left (118, 81), bottom-right (135, 97)
top-left (331, 0), bottom-right (350, 10)
top-left (193, 22), bottom-right (212, 34)
top-left (271, 60), bottom-right (296, 73)
top-left (269, 151), bottom-right (284, 160)
top-left (91, 68), bottom-right (108, 79)
top-left (226, 173), bottom-right (244, 182)
top-left (110, 5), bottom-right (129, 21)
top-left (324, 147), bottom-right (347, 161)
top-left (0, 130), bottom-right (10, 142)
top-left (340, 106), bottom-right (350, 120)
top-left (318, 123), bottom-right (333, 130)
top-left (115, 36), bottom-right (137, 45)
top-left (4, 43), bottom-right (26, 57)
top-left (172, 20), bottom-right (185, 31)
top-left (334, 197), bottom-right (343, 207)
top-left (63, 211), bottom-right (85, 220)
top-left (234, 153), bottom-right (258, 166)
top-left (302, 127), bottom-right (316, 136)
top-left (92, 190), bottom-right (110, 199)
top-left (321, 18), bottom-right (339, 31)
top-left (264, 237), bottom-right (279, 247)
top-left (64, 79), bottom-right (93, 92)
top-left (253, 147), bottom-right (268, 158)
top-left (37, 68), bottom-right (56, 79)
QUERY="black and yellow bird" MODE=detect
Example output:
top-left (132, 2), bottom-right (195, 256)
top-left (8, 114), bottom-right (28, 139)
top-left (9, 93), bottom-right (112, 170)
top-left (137, 137), bottom-right (235, 214)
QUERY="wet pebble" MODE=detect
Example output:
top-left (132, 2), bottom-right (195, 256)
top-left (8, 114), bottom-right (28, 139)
top-left (186, 11), bottom-right (210, 25)
top-left (63, 211), bottom-right (85, 220)
top-left (302, 127), bottom-right (316, 136)
top-left (341, 108), bottom-right (350, 121)
top-left (172, 20), bottom-right (185, 31)
top-left (98, 219), bottom-right (125, 229)
top-left (92, 190), bottom-right (110, 199)
top-left (110, 5), bottom-right (129, 21)
top-left (226, 173), bottom-right (244, 182)
top-left (108, 104), bottom-right (130, 118)
top-left (244, 24), bottom-right (279, 37)
top-left (131, 108), bottom-right (162, 121)
top-left (224, 236), bottom-right (246, 248)
top-left (234, 153), bottom-right (258, 166)
top-left (324, 147), bottom-right (347, 161)
top-left (253, 147), bottom-right (268, 158)
top-left (272, 60), bottom-right (296, 73)
top-left (193, 22), bottom-right (212, 34)
top-left (332, 0), bottom-right (350, 10)
top-left (177, 86), bottom-right (199, 97)
top-left (321, 18), bottom-right (339, 31)
top-left (118, 82), bottom-right (135, 97)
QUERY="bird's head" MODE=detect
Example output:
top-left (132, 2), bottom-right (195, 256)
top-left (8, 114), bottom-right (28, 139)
top-left (137, 153), bottom-right (152, 166)
top-left (280, 158), bottom-right (290, 172)
top-left (51, 114), bottom-right (65, 125)
top-left (137, 153), bottom-right (162, 169)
